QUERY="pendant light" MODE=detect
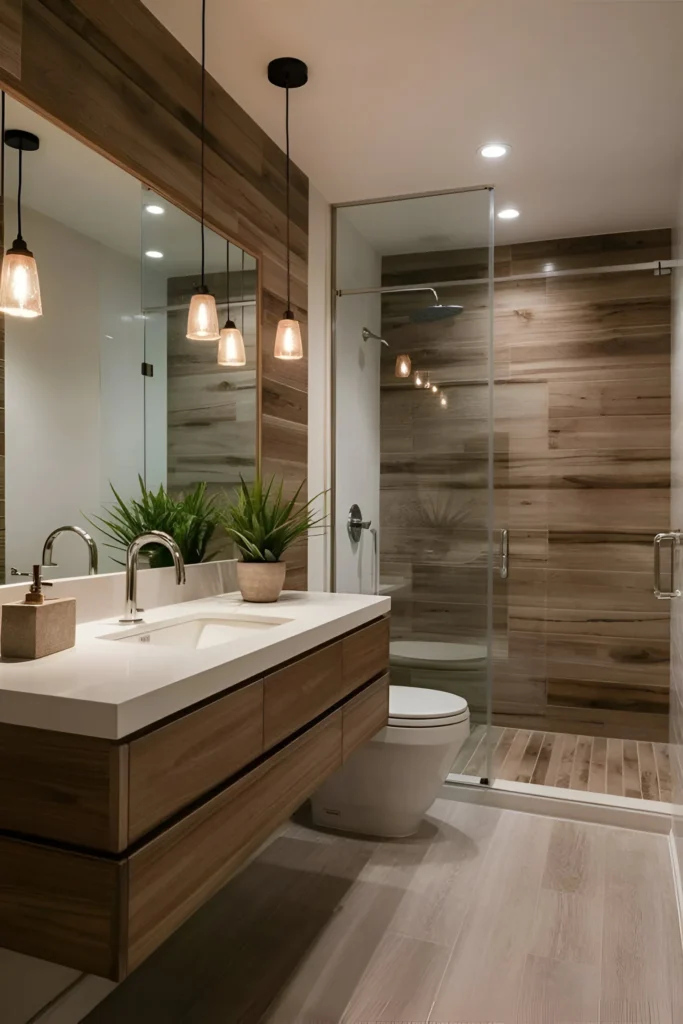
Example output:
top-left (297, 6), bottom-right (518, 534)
top-left (0, 128), bottom-right (42, 318)
top-left (218, 239), bottom-right (246, 366)
top-left (186, 0), bottom-right (220, 342)
top-left (268, 57), bottom-right (308, 360)
top-left (414, 370), bottom-right (423, 388)
top-left (395, 354), bottom-right (411, 378)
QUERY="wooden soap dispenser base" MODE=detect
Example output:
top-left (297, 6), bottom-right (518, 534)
top-left (1, 565), bottom-right (76, 660)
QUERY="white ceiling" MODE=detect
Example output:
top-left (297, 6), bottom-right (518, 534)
top-left (144, 0), bottom-right (683, 246)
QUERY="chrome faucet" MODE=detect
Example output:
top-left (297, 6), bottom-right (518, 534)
top-left (42, 525), bottom-right (99, 576)
top-left (120, 531), bottom-right (186, 624)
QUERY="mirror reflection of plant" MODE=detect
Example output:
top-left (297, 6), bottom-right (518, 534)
top-left (221, 476), bottom-right (326, 563)
top-left (87, 476), bottom-right (223, 568)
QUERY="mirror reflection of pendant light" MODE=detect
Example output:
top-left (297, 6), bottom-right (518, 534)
top-left (440, 393), bottom-right (448, 408)
top-left (186, 0), bottom-right (220, 342)
top-left (395, 354), bottom-right (411, 378)
top-left (431, 383), bottom-right (439, 394)
top-left (423, 372), bottom-right (431, 390)
top-left (268, 57), bottom-right (308, 360)
top-left (414, 370), bottom-right (423, 388)
top-left (217, 239), bottom-right (246, 366)
top-left (0, 126), bottom-right (42, 319)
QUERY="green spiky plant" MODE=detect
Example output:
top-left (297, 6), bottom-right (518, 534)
top-left (221, 476), bottom-right (326, 563)
top-left (87, 476), bottom-right (223, 568)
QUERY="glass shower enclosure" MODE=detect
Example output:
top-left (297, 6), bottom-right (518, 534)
top-left (332, 186), bottom-right (497, 783)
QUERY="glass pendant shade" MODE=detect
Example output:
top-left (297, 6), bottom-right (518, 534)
top-left (218, 321), bottom-right (246, 366)
top-left (186, 288), bottom-right (220, 341)
top-left (0, 238), bottom-right (42, 318)
top-left (274, 313), bottom-right (303, 360)
top-left (395, 354), bottom-right (411, 378)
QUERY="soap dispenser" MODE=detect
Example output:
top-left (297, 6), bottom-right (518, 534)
top-left (1, 565), bottom-right (76, 659)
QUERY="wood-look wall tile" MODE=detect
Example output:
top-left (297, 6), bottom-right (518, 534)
top-left (549, 418), bottom-right (669, 451)
top-left (548, 377), bottom-right (670, 419)
top-left (0, 0), bottom-right (21, 78)
top-left (509, 229), bottom-right (671, 275)
top-left (548, 530), bottom-right (655, 573)
top-left (545, 449), bottom-right (669, 488)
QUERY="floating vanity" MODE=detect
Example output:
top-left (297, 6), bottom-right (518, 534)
top-left (0, 590), bottom-right (390, 980)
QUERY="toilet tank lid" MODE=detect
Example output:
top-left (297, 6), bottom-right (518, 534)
top-left (390, 640), bottom-right (487, 668)
top-left (389, 685), bottom-right (468, 721)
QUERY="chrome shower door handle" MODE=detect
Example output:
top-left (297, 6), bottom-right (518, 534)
top-left (654, 531), bottom-right (682, 599)
top-left (499, 528), bottom-right (509, 580)
top-left (369, 526), bottom-right (379, 595)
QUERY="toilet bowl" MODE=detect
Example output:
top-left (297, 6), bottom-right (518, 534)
top-left (310, 685), bottom-right (470, 838)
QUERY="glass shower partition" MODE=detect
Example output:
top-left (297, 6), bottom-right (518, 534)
top-left (332, 186), bottom-right (497, 783)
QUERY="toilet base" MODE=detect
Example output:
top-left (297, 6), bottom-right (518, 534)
top-left (310, 799), bottom-right (423, 838)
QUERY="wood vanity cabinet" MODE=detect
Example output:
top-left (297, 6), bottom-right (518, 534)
top-left (0, 615), bottom-right (390, 980)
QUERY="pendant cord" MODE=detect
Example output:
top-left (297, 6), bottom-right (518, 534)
top-left (226, 239), bottom-right (230, 321)
top-left (241, 247), bottom-right (245, 335)
top-left (200, 0), bottom-right (206, 287)
top-left (16, 146), bottom-right (23, 241)
top-left (285, 84), bottom-right (290, 314)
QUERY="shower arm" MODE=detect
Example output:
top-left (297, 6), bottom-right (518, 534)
top-left (339, 284), bottom-right (440, 301)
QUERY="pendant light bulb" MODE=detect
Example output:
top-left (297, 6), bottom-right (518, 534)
top-left (0, 238), bottom-right (42, 318)
top-left (395, 354), bottom-right (411, 378)
top-left (218, 322), bottom-right (246, 366)
top-left (268, 57), bottom-right (308, 361)
top-left (1, 128), bottom-right (42, 318)
top-left (274, 313), bottom-right (303, 360)
top-left (414, 371), bottom-right (423, 388)
top-left (431, 384), bottom-right (439, 394)
top-left (187, 287), bottom-right (220, 341)
top-left (423, 373), bottom-right (431, 390)
top-left (440, 393), bottom-right (448, 408)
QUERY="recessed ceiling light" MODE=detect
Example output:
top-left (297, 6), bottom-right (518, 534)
top-left (479, 143), bottom-right (510, 159)
top-left (145, 250), bottom-right (164, 259)
top-left (145, 204), bottom-right (165, 215)
top-left (497, 207), bottom-right (520, 220)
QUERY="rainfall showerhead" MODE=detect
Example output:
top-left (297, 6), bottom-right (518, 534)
top-left (409, 302), bottom-right (463, 324)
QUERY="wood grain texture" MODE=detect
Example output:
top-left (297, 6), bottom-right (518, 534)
top-left (342, 673), bottom-right (389, 760)
top-left (263, 642), bottom-right (342, 749)
top-left (0, 722), bottom-right (124, 849)
top-left (0, 834), bottom-right (123, 979)
top-left (0, 0), bottom-right (308, 587)
top-left (127, 679), bottom-right (264, 843)
top-left (0, 0), bottom-right (21, 77)
top-left (342, 617), bottom-right (390, 692)
top-left (126, 712), bottom-right (342, 973)
top-left (381, 229), bottom-right (670, 740)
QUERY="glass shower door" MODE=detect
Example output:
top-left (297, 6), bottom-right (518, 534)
top-left (332, 186), bottom-right (497, 784)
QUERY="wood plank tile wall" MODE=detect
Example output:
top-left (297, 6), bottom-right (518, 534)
top-left (382, 229), bottom-right (671, 742)
top-left (0, 0), bottom-right (308, 587)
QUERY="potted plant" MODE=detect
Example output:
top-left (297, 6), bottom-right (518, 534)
top-left (88, 476), bottom-right (223, 567)
top-left (222, 477), bottom-right (325, 602)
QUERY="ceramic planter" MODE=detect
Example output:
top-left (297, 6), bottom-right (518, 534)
top-left (237, 561), bottom-right (286, 603)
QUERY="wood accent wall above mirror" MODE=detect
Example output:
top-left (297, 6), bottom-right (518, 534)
top-left (0, 0), bottom-right (309, 587)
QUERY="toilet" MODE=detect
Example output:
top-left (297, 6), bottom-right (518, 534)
top-left (389, 639), bottom-right (488, 698)
top-left (310, 684), bottom-right (470, 838)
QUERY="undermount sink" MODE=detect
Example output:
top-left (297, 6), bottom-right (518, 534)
top-left (102, 614), bottom-right (293, 650)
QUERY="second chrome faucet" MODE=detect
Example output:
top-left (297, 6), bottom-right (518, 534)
top-left (120, 531), bottom-right (185, 624)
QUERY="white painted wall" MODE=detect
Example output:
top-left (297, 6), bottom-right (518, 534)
top-left (333, 212), bottom-right (381, 595)
top-left (5, 203), bottom-right (144, 579)
top-left (307, 186), bottom-right (332, 591)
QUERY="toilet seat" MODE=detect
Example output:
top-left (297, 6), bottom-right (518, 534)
top-left (388, 685), bottom-right (469, 728)
top-left (390, 640), bottom-right (487, 670)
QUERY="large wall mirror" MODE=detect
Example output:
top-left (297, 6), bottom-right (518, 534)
top-left (1, 95), bottom-right (258, 581)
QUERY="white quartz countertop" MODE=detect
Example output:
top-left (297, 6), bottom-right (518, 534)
top-left (0, 591), bottom-right (390, 739)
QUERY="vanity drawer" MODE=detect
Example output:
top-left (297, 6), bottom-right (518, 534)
top-left (127, 679), bottom-right (264, 843)
top-left (342, 616), bottom-right (390, 691)
top-left (342, 674), bottom-right (389, 760)
top-left (126, 711), bottom-right (342, 972)
top-left (263, 641), bottom-right (343, 748)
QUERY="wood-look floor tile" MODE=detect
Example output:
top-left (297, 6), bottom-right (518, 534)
top-left (654, 742), bottom-right (672, 801)
top-left (529, 889), bottom-right (603, 966)
top-left (452, 724), bottom-right (486, 774)
top-left (516, 731), bottom-right (545, 783)
top-left (498, 728), bottom-right (532, 780)
top-left (492, 727), bottom-right (517, 777)
top-left (570, 736), bottom-right (592, 791)
top-left (514, 954), bottom-right (600, 1023)
top-left (430, 812), bottom-right (552, 1022)
top-left (622, 739), bottom-right (643, 798)
top-left (530, 733), bottom-right (554, 784)
top-left (340, 932), bottom-right (450, 1024)
top-left (637, 741), bottom-right (661, 802)
top-left (606, 737), bottom-right (624, 797)
top-left (601, 828), bottom-right (683, 1023)
top-left (555, 733), bottom-right (578, 788)
top-left (541, 819), bottom-right (605, 898)
top-left (543, 731), bottom-right (566, 786)
top-left (588, 735), bottom-right (607, 793)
